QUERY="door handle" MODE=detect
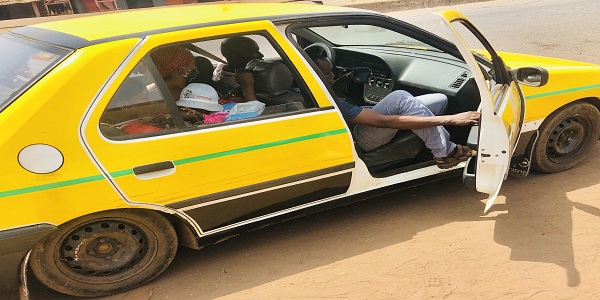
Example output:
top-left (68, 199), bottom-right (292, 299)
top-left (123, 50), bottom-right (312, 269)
top-left (132, 161), bottom-right (175, 180)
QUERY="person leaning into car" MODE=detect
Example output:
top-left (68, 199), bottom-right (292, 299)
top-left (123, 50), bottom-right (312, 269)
top-left (308, 52), bottom-right (480, 169)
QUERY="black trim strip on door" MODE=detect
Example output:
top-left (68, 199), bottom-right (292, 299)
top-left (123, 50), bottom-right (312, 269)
top-left (167, 162), bottom-right (354, 210)
top-left (185, 171), bottom-right (353, 231)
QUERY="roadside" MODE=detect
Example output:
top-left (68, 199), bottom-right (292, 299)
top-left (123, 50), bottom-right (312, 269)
top-left (0, 0), bottom-right (490, 32)
top-left (321, 0), bottom-right (491, 12)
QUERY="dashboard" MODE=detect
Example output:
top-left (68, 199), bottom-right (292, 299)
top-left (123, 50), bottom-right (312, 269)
top-left (333, 46), bottom-right (472, 104)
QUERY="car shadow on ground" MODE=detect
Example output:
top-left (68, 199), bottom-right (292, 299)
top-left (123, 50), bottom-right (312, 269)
top-left (25, 146), bottom-right (600, 299)
top-left (490, 146), bottom-right (600, 288)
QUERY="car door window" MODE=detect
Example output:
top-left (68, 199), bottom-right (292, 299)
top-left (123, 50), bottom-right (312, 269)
top-left (190, 34), bottom-right (312, 112)
top-left (100, 32), bottom-right (317, 140)
top-left (446, 23), bottom-right (509, 110)
top-left (100, 59), bottom-right (176, 138)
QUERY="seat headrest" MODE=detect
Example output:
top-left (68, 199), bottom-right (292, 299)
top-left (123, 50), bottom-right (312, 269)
top-left (246, 60), bottom-right (293, 97)
top-left (193, 56), bottom-right (215, 85)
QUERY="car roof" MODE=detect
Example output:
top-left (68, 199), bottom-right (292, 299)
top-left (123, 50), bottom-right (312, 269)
top-left (10, 3), bottom-right (369, 48)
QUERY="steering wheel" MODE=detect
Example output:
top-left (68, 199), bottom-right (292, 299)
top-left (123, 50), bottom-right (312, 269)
top-left (304, 42), bottom-right (336, 64)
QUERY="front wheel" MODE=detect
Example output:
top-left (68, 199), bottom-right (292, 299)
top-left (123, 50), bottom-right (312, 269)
top-left (531, 101), bottom-right (600, 173)
top-left (30, 209), bottom-right (178, 297)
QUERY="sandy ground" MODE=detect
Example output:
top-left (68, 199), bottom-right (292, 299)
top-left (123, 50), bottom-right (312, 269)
top-left (122, 147), bottom-right (600, 300)
top-left (24, 143), bottom-right (600, 300)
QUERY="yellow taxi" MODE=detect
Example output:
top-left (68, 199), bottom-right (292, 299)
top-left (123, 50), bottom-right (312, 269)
top-left (1, 2), bottom-right (599, 297)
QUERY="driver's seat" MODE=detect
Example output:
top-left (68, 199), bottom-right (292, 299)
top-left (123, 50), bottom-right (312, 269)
top-left (246, 60), bottom-right (305, 106)
top-left (357, 130), bottom-right (425, 173)
top-left (355, 93), bottom-right (448, 173)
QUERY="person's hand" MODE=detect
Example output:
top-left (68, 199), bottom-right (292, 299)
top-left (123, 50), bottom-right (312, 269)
top-left (234, 69), bottom-right (254, 87)
top-left (179, 107), bottom-right (203, 124)
top-left (447, 111), bottom-right (480, 126)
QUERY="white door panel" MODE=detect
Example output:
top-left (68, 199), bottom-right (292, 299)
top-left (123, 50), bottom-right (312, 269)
top-left (437, 10), bottom-right (525, 212)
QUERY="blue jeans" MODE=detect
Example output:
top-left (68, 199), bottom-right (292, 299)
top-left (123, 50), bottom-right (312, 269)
top-left (353, 90), bottom-right (456, 158)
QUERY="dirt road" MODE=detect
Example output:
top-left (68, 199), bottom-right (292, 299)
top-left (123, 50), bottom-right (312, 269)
top-left (27, 145), bottom-right (600, 299)
top-left (78, 145), bottom-right (598, 300)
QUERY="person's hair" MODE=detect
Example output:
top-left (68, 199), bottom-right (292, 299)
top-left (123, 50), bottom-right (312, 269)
top-left (306, 49), bottom-right (328, 65)
top-left (220, 36), bottom-right (260, 68)
top-left (150, 46), bottom-right (194, 79)
top-left (192, 56), bottom-right (214, 84)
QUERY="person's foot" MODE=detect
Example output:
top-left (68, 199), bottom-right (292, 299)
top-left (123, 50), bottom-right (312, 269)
top-left (434, 145), bottom-right (476, 169)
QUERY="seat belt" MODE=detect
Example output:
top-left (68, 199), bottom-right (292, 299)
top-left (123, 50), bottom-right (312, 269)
top-left (185, 44), bottom-right (228, 64)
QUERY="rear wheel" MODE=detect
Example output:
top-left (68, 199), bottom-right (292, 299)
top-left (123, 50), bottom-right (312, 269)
top-left (30, 209), bottom-right (178, 297)
top-left (532, 102), bottom-right (600, 173)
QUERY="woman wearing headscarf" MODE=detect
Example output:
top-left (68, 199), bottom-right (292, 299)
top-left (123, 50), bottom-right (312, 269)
top-left (150, 45), bottom-right (256, 124)
top-left (150, 46), bottom-right (198, 102)
top-left (151, 46), bottom-right (214, 123)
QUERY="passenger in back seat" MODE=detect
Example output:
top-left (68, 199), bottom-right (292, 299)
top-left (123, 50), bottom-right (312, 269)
top-left (213, 36), bottom-right (264, 98)
top-left (151, 46), bottom-right (257, 125)
top-left (308, 52), bottom-right (480, 169)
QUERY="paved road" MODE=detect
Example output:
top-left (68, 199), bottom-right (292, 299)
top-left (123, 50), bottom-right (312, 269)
top-left (18, 0), bottom-right (600, 299)
top-left (389, 0), bottom-right (600, 64)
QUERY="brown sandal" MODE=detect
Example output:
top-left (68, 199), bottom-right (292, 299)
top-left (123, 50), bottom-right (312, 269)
top-left (434, 144), bottom-right (477, 169)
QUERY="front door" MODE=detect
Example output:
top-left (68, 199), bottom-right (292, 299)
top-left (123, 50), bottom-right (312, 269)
top-left (438, 10), bottom-right (525, 212)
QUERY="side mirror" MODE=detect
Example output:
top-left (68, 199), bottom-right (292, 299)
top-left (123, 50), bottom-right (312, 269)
top-left (512, 67), bottom-right (549, 87)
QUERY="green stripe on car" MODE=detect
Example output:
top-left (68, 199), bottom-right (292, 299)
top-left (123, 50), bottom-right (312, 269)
top-left (0, 129), bottom-right (347, 199)
top-left (526, 83), bottom-right (600, 100)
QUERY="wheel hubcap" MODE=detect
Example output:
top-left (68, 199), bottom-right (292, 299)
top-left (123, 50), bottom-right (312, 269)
top-left (60, 220), bottom-right (148, 276)
top-left (546, 116), bottom-right (590, 163)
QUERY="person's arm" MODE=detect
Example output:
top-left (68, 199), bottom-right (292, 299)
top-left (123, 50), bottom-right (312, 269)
top-left (351, 108), bottom-right (480, 129)
top-left (234, 69), bottom-right (257, 101)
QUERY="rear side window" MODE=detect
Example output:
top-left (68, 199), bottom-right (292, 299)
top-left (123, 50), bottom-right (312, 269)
top-left (0, 34), bottom-right (69, 112)
top-left (100, 58), bottom-right (176, 138)
top-left (99, 32), bottom-right (317, 140)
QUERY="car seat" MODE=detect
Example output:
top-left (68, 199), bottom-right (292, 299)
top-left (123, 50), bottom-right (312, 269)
top-left (246, 60), bottom-right (305, 106)
top-left (355, 128), bottom-right (425, 173)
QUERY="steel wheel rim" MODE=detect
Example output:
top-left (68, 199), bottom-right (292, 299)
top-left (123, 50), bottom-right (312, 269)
top-left (546, 115), bottom-right (591, 164)
top-left (58, 220), bottom-right (150, 282)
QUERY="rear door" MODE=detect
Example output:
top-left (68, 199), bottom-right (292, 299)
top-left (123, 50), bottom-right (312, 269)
top-left (437, 10), bottom-right (525, 212)
top-left (82, 22), bottom-right (355, 232)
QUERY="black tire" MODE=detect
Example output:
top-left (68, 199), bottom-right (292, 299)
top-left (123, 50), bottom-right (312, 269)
top-left (531, 101), bottom-right (600, 173)
top-left (30, 209), bottom-right (178, 297)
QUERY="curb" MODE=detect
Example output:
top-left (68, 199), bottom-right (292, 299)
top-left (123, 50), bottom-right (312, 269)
top-left (0, 0), bottom-right (490, 30)
top-left (323, 0), bottom-right (490, 12)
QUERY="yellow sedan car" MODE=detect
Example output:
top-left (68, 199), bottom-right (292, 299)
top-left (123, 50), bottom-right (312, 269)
top-left (1, 2), bottom-right (599, 297)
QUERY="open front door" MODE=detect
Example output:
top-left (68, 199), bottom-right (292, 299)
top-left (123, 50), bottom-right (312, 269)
top-left (436, 11), bottom-right (525, 212)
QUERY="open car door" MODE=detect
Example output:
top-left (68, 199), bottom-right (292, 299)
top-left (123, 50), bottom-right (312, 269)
top-left (437, 11), bottom-right (525, 212)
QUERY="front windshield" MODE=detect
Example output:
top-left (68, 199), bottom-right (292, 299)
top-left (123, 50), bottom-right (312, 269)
top-left (310, 25), bottom-right (439, 51)
top-left (0, 34), bottom-right (70, 112)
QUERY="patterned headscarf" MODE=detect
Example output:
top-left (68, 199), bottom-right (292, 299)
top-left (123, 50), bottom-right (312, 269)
top-left (150, 46), bottom-right (194, 78)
